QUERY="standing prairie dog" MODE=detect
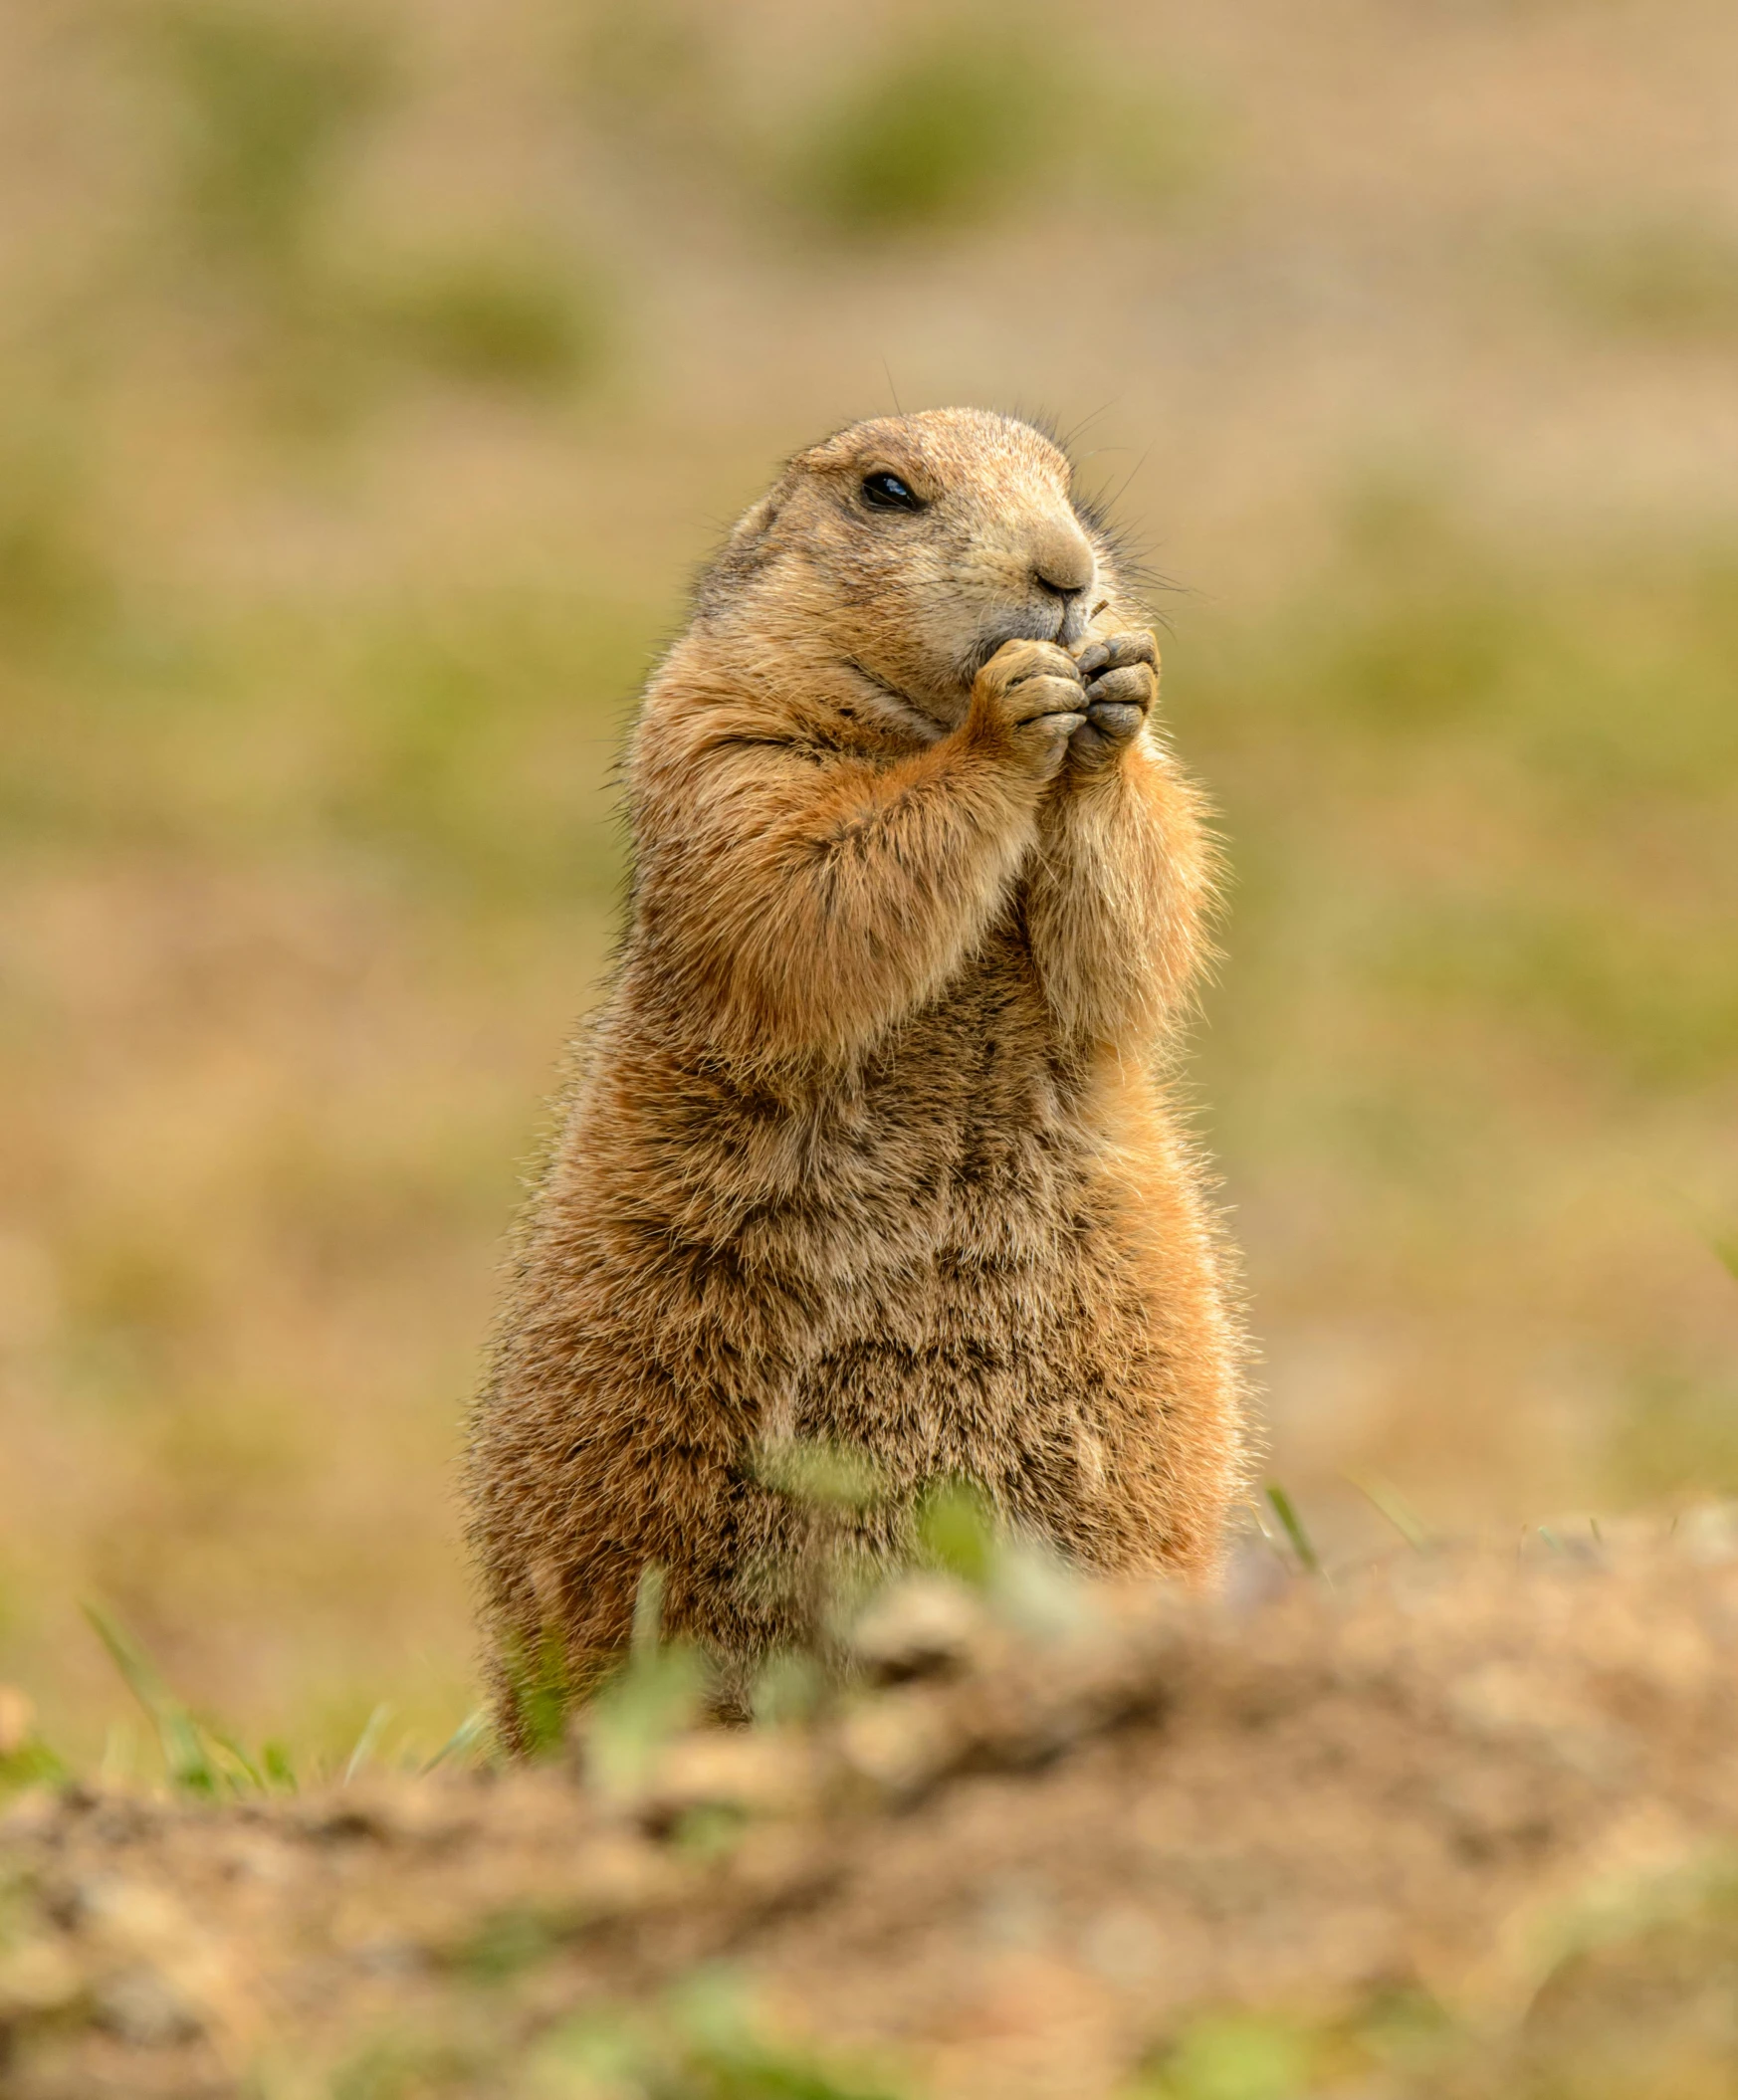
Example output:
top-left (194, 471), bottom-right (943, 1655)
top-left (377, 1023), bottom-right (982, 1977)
top-left (467, 408), bottom-right (1248, 1734)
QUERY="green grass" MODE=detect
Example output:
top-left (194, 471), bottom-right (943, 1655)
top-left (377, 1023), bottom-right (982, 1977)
top-left (1261, 1483), bottom-right (1321, 1575)
top-left (0, 1735), bottom-right (65, 1797)
top-left (0, 427), bottom-right (109, 641)
top-left (85, 1600), bottom-right (304, 1794)
top-left (0, 586), bottom-right (650, 897)
top-left (795, 28), bottom-right (1056, 235)
top-left (372, 249), bottom-right (610, 392)
top-left (1540, 218), bottom-right (1738, 344)
top-left (787, 20), bottom-right (1216, 238)
top-left (1165, 496), bottom-right (1738, 1507)
top-left (73, 1601), bottom-right (489, 1794)
top-left (533, 1970), bottom-right (909, 2099)
top-left (144, 0), bottom-right (394, 278)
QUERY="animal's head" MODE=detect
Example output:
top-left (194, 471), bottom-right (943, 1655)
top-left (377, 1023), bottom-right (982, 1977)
top-left (703, 408), bottom-right (1129, 729)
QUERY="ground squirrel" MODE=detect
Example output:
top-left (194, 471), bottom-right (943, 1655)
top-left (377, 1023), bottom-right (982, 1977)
top-left (466, 408), bottom-right (1248, 1735)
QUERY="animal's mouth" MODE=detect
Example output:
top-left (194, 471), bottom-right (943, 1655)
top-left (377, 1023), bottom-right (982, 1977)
top-left (962, 597), bottom-right (1094, 684)
top-left (848, 591), bottom-right (1116, 727)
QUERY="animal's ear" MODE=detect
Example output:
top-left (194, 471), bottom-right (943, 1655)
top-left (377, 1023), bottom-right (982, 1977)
top-left (727, 494), bottom-right (780, 557)
top-left (695, 492), bottom-right (784, 615)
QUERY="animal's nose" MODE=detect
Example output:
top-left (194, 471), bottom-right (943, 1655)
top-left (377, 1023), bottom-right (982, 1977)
top-left (1030, 517), bottom-right (1095, 600)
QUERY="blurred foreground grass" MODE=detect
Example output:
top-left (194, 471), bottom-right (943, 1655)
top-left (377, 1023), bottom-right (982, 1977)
top-left (12, 1506), bottom-right (1738, 2098)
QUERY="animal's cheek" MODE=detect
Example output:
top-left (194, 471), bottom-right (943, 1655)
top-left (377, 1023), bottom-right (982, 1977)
top-left (949, 546), bottom-right (1034, 605)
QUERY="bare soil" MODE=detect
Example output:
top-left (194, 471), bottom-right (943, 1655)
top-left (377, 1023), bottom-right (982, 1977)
top-left (8, 1514), bottom-right (1738, 2097)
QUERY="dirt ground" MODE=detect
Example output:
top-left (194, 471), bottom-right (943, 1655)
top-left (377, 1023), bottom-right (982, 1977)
top-left (8, 1513), bottom-right (1738, 2099)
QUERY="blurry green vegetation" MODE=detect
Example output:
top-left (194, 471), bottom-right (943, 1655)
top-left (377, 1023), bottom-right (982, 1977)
top-left (84, 1600), bottom-right (285, 1795)
top-left (0, 427), bottom-right (109, 642)
top-left (577, 0), bottom-right (728, 162)
top-left (790, 24), bottom-right (1214, 236)
top-left (0, 1733), bottom-right (65, 1798)
top-left (1182, 496), bottom-right (1738, 1105)
top-left (579, 1570), bottom-right (708, 1797)
top-left (1140, 2010), bottom-right (1321, 2100)
top-left (374, 249), bottom-right (609, 392)
top-left (914, 1478), bottom-right (998, 1587)
top-left (797, 28), bottom-right (1055, 236)
top-left (1542, 218), bottom-right (1738, 342)
top-left (533, 1972), bottom-right (905, 2098)
top-left (1118, 1852), bottom-right (1738, 2093)
top-left (329, 1968), bottom-right (905, 2098)
top-left (1130, 1901), bottom-right (1738, 2098)
top-left (503, 1622), bottom-right (584, 1763)
top-left (2, 588), bottom-right (648, 899)
top-left (1606, 1368), bottom-right (1738, 1502)
top-left (133, 2), bottom-right (612, 414)
top-left (147, 0), bottom-right (393, 279)
top-left (754, 1436), bottom-right (889, 1512)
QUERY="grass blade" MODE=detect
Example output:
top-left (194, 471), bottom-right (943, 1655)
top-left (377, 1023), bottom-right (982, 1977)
top-left (1346, 1471), bottom-right (1431, 1550)
top-left (262, 1739), bottom-right (299, 1790)
top-left (209, 1729), bottom-right (267, 1790)
top-left (422, 1709), bottom-right (491, 1776)
top-left (343, 1703), bottom-right (392, 1783)
top-left (1264, 1483), bottom-right (1322, 1576)
top-left (83, 1602), bottom-right (220, 1795)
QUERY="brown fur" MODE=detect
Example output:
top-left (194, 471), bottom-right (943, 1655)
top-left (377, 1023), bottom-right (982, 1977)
top-left (465, 408), bottom-right (1249, 1734)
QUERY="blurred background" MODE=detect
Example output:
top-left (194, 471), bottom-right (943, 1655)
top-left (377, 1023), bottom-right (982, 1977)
top-left (3, 0), bottom-right (1736, 1767)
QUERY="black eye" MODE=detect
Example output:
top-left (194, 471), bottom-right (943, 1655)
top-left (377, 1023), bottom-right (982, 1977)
top-left (861, 471), bottom-right (922, 513)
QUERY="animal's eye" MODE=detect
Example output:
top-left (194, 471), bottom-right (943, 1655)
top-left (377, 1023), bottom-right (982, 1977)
top-left (861, 471), bottom-right (922, 513)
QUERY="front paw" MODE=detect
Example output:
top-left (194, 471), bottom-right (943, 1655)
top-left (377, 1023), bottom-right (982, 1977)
top-left (1067, 631), bottom-right (1158, 770)
top-left (968, 637), bottom-right (1088, 781)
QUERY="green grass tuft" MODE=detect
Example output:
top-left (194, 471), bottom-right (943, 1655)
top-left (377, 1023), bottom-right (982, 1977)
top-left (145, 0), bottom-right (393, 277)
top-left (374, 250), bottom-right (611, 393)
top-left (796, 29), bottom-right (1053, 236)
top-left (755, 1438), bottom-right (889, 1512)
top-left (582, 1569), bottom-right (709, 1799)
top-left (914, 1478), bottom-right (997, 1588)
top-left (1541, 218), bottom-right (1738, 344)
top-left (83, 1603), bottom-right (306, 1795)
top-left (0, 1737), bottom-right (66, 1797)
top-left (537, 1968), bottom-right (909, 2098)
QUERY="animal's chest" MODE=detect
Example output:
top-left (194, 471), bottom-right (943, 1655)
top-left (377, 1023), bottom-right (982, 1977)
top-left (794, 918), bottom-right (1091, 1255)
top-left (618, 916), bottom-right (1100, 1313)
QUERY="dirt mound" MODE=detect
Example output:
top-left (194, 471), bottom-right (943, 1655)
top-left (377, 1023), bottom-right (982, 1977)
top-left (7, 1517), bottom-right (1738, 2098)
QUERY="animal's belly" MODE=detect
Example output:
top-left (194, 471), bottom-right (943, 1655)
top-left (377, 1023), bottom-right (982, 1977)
top-left (578, 946), bottom-right (1157, 1468)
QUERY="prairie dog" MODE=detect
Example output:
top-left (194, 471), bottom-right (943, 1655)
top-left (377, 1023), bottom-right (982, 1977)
top-left (466, 408), bottom-right (1247, 1735)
